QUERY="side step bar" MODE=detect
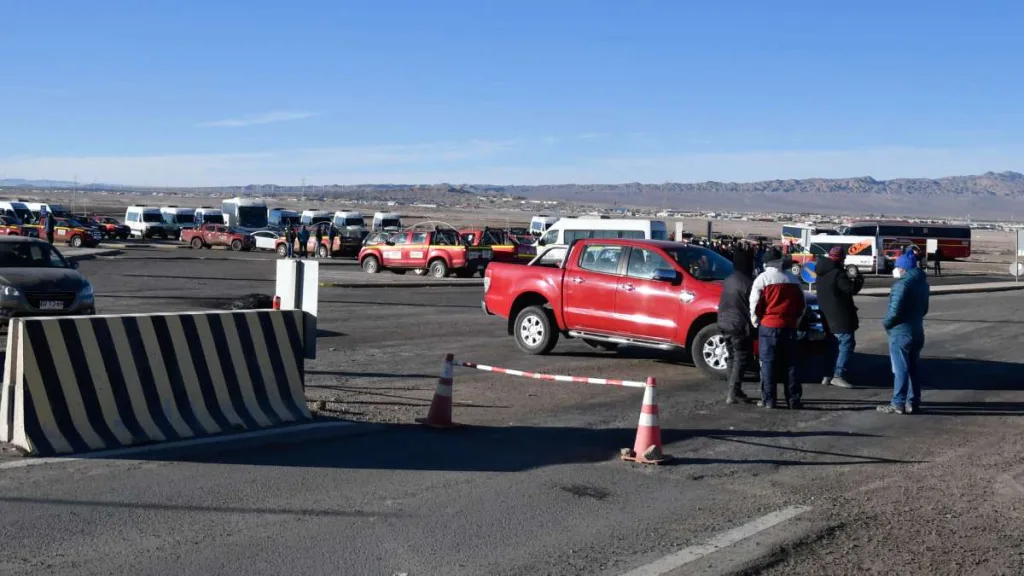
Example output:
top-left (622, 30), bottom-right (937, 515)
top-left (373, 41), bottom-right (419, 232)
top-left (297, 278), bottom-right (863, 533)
top-left (567, 331), bottom-right (678, 351)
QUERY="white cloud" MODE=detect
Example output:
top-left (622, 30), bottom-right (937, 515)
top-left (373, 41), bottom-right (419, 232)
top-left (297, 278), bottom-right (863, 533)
top-left (196, 111), bottom-right (318, 128)
top-left (2, 143), bottom-right (1022, 187)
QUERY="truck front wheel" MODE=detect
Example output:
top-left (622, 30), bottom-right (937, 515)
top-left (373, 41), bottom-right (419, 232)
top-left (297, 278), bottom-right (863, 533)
top-left (362, 256), bottom-right (380, 274)
top-left (428, 259), bottom-right (448, 278)
top-left (514, 306), bottom-right (559, 355)
top-left (190, 237), bottom-right (203, 250)
top-left (692, 324), bottom-right (730, 380)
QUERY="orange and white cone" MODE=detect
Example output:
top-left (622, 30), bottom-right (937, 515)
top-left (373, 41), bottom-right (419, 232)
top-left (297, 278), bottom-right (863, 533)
top-left (417, 354), bottom-right (461, 428)
top-left (621, 377), bottom-right (670, 464)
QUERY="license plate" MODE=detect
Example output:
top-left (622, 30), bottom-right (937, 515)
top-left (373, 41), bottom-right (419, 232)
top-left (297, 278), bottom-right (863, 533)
top-left (481, 250), bottom-right (492, 259)
top-left (39, 300), bottom-right (65, 310)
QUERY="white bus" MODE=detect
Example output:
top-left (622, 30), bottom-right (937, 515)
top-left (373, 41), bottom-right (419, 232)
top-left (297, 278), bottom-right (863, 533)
top-left (372, 212), bottom-right (402, 231)
top-left (222, 197), bottom-right (268, 230)
top-left (25, 202), bottom-right (71, 221)
top-left (300, 210), bottom-right (332, 226)
top-left (0, 201), bottom-right (35, 224)
top-left (332, 211), bottom-right (365, 236)
top-left (533, 219), bottom-right (669, 264)
top-left (268, 208), bottom-right (300, 228)
top-left (529, 215), bottom-right (560, 236)
top-left (194, 208), bottom-right (225, 226)
top-left (160, 206), bottom-right (196, 239)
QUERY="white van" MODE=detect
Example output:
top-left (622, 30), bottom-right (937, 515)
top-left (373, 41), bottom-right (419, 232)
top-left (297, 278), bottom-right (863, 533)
top-left (194, 208), bottom-right (225, 226)
top-left (372, 212), bottom-right (402, 231)
top-left (804, 234), bottom-right (887, 274)
top-left (25, 202), bottom-right (71, 221)
top-left (300, 210), bottom-right (332, 226)
top-left (529, 215), bottom-right (560, 236)
top-left (160, 206), bottom-right (196, 240)
top-left (332, 211), bottom-right (365, 236)
top-left (125, 206), bottom-right (169, 239)
top-left (0, 201), bottom-right (36, 224)
top-left (533, 219), bottom-right (669, 264)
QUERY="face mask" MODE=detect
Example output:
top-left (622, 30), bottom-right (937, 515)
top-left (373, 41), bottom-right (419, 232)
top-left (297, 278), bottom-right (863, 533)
top-left (892, 269), bottom-right (902, 279)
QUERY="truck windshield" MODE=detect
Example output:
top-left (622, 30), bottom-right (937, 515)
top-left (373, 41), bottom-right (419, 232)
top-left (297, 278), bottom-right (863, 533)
top-left (343, 217), bottom-right (363, 227)
top-left (237, 206), bottom-right (269, 229)
top-left (142, 213), bottom-right (163, 223)
top-left (13, 208), bottom-right (34, 223)
top-left (202, 214), bottom-right (225, 225)
top-left (380, 218), bottom-right (401, 229)
top-left (662, 246), bottom-right (733, 282)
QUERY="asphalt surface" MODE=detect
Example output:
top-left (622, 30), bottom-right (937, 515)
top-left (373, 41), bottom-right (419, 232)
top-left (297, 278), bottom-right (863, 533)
top-left (1, 248), bottom-right (1023, 575)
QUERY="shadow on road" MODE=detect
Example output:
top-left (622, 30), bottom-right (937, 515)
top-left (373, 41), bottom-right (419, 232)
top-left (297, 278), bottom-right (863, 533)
top-left (319, 298), bottom-right (480, 309)
top-left (846, 354), bottom-right (1024, 393)
top-left (102, 424), bottom-right (915, 473)
top-left (306, 370), bottom-right (436, 379)
top-left (119, 273), bottom-right (274, 282)
top-left (0, 495), bottom-right (401, 519)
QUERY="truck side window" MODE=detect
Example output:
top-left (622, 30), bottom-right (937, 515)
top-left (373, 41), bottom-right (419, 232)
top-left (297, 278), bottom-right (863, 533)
top-left (410, 233), bottom-right (428, 245)
top-left (626, 248), bottom-right (673, 280)
top-left (579, 245), bottom-right (623, 274)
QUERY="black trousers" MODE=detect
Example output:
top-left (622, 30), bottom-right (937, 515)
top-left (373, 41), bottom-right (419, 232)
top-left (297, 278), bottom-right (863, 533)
top-left (724, 331), bottom-right (753, 390)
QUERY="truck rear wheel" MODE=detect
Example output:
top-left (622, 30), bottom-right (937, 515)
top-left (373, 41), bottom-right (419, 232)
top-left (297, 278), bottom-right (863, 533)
top-left (190, 237), bottom-right (203, 250)
top-left (692, 324), bottom-right (730, 380)
top-left (362, 256), bottom-right (380, 274)
top-left (428, 259), bottom-right (448, 278)
top-left (514, 306), bottom-right (559, 355)
top-left (231, 239), bottom-right (243, 251)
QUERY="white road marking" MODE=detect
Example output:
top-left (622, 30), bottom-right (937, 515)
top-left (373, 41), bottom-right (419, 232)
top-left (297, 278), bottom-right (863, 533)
top-left (0, 421), bottom-right (354, 471)
top-left (619, 505), bottom-right (812, 576)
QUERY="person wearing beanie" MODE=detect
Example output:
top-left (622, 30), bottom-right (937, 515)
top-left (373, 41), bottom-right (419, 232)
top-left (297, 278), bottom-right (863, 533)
top-left (815, 245), bottom-right (865, 388)
top-left (717, 248), bottom-right (756, 404)
top-left (749, 249), bottom-right (806, 409)
top-left (879, 252), bottom-right (930, 414)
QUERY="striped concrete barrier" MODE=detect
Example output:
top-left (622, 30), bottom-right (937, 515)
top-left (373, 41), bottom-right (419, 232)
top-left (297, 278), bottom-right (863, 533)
top-left (0, 310), bottom-right (310, 456)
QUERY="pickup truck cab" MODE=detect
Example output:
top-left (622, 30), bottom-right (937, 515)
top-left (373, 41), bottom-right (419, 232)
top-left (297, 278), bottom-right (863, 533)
top-left (182, 224), bottom-right (254, 251)
top-left (53, 218), bottom-right (103, 248)
top-left (483, 238), bottom-right (823, 379)
top-left (459, 227), bottom-right (531, 265)
top-left (358, 228), bottom-right (492, 278)
top-left (88, 216), bottom-right (130, 240)
top-left (0, 216), bottom-right (24, 236)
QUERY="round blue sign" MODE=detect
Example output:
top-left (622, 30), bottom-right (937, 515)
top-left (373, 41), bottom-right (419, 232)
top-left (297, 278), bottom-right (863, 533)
top-left (800, 260), bottom-right (817, 284)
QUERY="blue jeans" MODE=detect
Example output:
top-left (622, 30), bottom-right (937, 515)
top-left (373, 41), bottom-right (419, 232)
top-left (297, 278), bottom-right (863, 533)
top-left (889, 332), bottom-right (925, 408)
top-left (829, 332), bottom-right (856, 379)
top-left (286, 242), bottom-right (294, 258)
top-left (759, 326), bottom-right (801, 405)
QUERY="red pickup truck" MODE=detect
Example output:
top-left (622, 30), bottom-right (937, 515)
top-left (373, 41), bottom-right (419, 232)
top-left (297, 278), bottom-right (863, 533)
top-left (358, 228), bottom-right (492, 278)
top-left (182, 223), bottom-right (254, 251)
top-left (483, 238), bottom-right (824, 379)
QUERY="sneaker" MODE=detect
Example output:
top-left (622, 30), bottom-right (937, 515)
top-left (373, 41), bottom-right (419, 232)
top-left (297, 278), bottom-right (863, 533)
top-left (788, 401), bottom-right (803, 410)
top-left (876, 404), bottom-right (904, 414)
top-left (757, 400), bottom-right (776, 409)
top-left (829, 376), bottom-right (854, 389)
top-left (725, 394), bottom-right (738, 405)
top-left (733, 389), bottom-right (749, 401)
top-left (820, 376), bottom-right (832, 386)
top-left (905, 404), bottom-right (919, 415)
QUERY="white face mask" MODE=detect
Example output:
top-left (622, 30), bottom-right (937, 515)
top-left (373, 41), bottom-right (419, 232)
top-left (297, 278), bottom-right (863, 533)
top-left (892, 269), bottom-right (903, 279)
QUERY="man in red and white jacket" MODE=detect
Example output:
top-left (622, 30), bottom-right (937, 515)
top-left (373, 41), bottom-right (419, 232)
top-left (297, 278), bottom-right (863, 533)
top-left (749, 250), bottom-right (806, 409)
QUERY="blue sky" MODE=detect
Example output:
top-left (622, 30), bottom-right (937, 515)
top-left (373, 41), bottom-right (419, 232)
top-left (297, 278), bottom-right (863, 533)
top-left (2, 0), bottom-right (1023, 186)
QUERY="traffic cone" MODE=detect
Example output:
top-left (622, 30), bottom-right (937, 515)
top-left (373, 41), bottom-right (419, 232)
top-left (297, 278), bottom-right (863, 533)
top-left (417, 354), bottom-right (461, 428)
top-left (621, 377), bottom-right (671, 464)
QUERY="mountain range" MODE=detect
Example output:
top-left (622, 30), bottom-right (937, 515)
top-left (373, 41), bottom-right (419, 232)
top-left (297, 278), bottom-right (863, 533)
top-left (3, 171), bottom-right (1023, 219)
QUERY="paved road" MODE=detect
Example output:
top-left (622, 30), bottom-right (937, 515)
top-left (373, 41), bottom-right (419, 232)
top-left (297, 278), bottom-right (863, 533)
top-left (1, 249), bottom-right (1023, 574)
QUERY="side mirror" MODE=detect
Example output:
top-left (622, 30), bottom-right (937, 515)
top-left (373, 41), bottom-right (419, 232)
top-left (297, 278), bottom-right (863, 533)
top-left (537, 239), bottom-right (546, 246)
top-left (71, 261), bottom-right (79, 270)
top-left (653, 268), bottom-right (681, 284)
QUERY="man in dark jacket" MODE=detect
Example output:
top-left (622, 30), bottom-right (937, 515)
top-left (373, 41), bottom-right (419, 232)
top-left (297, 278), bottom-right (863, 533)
top-left (717, 249), bottom-right (756, 404)
top-left (815, 246), bottom-right (864, 388)
top-left (879, 253), bottom-right (930, 414)
top-left (284, 227), bottom-right (296, 258)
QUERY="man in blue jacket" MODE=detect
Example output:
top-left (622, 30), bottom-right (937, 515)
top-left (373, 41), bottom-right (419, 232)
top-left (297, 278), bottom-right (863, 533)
top-left (878, 253), bottom-right (930, 414)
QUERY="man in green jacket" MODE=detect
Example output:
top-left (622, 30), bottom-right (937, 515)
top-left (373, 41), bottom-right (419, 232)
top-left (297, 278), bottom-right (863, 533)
top-left (878, 253), bottom-right (930, 414)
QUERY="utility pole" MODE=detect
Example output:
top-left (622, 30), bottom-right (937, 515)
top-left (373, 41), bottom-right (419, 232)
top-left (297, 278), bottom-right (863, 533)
top-left (301, 177), bottom-right (306, 204)
top-left (71, 174), bottom-right (78, 214)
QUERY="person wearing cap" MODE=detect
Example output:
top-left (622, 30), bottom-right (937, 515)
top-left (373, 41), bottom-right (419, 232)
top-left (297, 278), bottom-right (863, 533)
top-left (879, 252), bottom-right (930, 414)
top-left (717, 248), bottom-right (756, 404)
top-left (749, 248), bottom-right (806, 409)
top-left (815, 246), bottom-right (865, 388)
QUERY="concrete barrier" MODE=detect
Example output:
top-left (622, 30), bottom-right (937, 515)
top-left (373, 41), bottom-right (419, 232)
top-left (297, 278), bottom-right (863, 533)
top-left (0, 310), bottom-right (310, 456)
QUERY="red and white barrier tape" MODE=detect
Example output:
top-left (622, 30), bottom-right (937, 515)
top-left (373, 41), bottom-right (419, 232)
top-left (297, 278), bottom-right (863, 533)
top-left (457, 361), bottom-right (648, 388)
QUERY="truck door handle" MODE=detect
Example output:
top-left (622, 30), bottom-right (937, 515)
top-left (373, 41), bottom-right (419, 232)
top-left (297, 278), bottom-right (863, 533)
top-left (621, 283), bottom-right (635, 292)
top-left (571, 277), bottom-right (584, 285)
